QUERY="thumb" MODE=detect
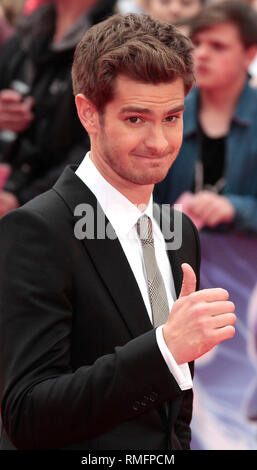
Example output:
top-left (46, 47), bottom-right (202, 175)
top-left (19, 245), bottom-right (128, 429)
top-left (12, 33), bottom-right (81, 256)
top-left (179, 263), bottom-right (197, 298)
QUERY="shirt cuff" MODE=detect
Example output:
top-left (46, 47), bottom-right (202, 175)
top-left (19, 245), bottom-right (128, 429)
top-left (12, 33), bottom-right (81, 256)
top-left (156, 325), bottom-right (193, 391)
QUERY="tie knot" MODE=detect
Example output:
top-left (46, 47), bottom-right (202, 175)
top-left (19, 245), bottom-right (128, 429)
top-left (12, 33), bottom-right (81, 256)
top-left (136, 215), bottom-right (154, 245)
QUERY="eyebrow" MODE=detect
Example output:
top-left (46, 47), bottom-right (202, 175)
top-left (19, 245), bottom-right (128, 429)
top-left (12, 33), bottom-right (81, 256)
top-left (119, 104), bottom-right (185, 115)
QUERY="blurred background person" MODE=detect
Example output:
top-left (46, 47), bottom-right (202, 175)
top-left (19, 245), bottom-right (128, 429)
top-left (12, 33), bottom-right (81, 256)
top-left (0, 5), bottom-right (13, 50)
top-left (145, 0), bottom-right (204, 24)
top-left (0, 0), bottom-right (25, 25)
top-left (154, 1), bottom-right (257, 234)
top-left (213, 0), bottom-right (257, 86)
top-left (0, 0), bottom-right (25, 50)
top-left (0, 0), bottom-right (116, 217)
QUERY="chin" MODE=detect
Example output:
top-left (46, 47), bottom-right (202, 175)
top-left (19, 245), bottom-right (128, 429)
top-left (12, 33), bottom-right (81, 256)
top-left (131, 168), bottom-right (170, 186)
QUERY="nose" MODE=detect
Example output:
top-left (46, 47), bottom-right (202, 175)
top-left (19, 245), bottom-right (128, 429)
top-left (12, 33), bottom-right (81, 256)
top-left (169, 4), bottom-right (182, 19)
top-left (145, 125), bottom-right (169, 155)
top-left (194, 42), bottom-right (209, 60)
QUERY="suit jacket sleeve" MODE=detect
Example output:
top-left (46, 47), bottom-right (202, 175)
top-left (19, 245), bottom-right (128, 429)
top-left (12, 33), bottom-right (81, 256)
top-left (0, 207), bottom-right (185, 450)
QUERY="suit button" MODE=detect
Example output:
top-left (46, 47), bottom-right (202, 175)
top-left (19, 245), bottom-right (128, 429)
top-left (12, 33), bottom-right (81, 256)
top-left (132, 400), bottom-right (140, 411)
top-left (149, 392), bottom-right (158, 402)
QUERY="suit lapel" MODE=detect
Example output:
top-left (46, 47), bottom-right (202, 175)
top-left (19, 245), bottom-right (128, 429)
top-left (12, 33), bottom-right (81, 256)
top-left (53, 166), bottom-right (152, 339)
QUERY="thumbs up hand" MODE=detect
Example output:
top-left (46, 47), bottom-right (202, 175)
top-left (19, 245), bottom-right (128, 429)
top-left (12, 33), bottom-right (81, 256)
top-left (162, 263), bottom-right (236, 365)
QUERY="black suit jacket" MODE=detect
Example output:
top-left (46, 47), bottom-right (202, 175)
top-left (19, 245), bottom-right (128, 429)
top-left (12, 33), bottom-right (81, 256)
top-left (0, 166), bottom-right (200, 450)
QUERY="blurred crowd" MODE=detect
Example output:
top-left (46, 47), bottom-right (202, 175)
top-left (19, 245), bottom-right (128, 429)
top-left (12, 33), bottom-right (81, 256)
top-left (0, 0), bottom-right (256, 236)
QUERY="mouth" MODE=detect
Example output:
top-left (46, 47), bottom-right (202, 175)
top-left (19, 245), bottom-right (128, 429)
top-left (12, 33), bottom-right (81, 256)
top-left (132, 153), bottom-right (169, 161)
top-left (195, 65), bottom-right (210, 74)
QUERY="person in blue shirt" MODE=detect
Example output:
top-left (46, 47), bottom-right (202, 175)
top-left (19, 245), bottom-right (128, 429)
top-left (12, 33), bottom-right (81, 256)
top-left (154, 1), bottom-right (257, 234)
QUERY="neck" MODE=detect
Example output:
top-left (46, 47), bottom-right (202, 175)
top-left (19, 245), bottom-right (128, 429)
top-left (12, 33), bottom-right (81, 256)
top-left (200, 75), bottom-right (246, 112)
top-left (53, 0), bottom-right (97, 43)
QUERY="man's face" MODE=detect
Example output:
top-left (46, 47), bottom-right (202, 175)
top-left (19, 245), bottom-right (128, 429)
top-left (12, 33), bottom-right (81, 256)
top-left (90, 75), bottom-right (185, 192)
top-left (192, 22), bottom-right (251, 90)
top-left (148, 0), bottom-right (202, 24)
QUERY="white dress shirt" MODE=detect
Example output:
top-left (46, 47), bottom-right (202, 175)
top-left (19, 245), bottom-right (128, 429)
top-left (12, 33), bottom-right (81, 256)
top-left (76, 152), bottom-right (193, 390)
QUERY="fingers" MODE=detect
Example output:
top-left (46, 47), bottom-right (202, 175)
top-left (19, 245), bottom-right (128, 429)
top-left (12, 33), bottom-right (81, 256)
top-left (213, 325), bottom-right (236, 343)
top-left (0, 115), bottom-right (34, 133)
top-left (0, 89), bottom-right (23, 103)
top-left (0, 92), bottom-right (34, 132)
top-left (211, 312), bottom-right (237, 329)
top-left (189, 287), bottom-right (230, 303)
top-left (196, 300), bottom-right (235, 315)
top-left (0, 89), bottom-right (34, 112)
top-left (179, 263), bottom-right (197, 298)
top-left (0, 98), bottom-right (34, 115)
top-left (188, 191), bottom-right (235, 226)
top-left (0, 107), bottom-right (34, 122)
top-left (167, 262), bottom-right (236, 363)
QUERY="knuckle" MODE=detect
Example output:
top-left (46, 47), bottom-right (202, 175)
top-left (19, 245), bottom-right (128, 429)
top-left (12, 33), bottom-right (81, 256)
top-left (223, 289), bottom-right (230, 299)
top-left (197, 314), bottom-right (209, 333)
top-left (192, 300), bottom-right (206, 317)
top-left (227, 325), bottom-right (236, 338)
top-left (225, 312), bottom-right (236, 325)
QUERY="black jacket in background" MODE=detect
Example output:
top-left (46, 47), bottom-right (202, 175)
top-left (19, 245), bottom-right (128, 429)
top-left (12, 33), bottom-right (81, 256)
top-left (0, 1), bottom-right (116, 205)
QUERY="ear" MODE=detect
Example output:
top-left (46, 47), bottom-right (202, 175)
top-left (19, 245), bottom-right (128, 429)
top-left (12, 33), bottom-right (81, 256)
top-left (244, 45), bottom-right (257, 69)
top-left (75, 94), bottom-right (99, 135)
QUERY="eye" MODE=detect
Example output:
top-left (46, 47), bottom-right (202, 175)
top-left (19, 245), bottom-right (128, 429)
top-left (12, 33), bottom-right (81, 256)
top-left (127, 116), bottom-right (142, 124)
top-left (164, 115), bottom-right (180, 123)
top-left (212, 42), bottom-right (226, 51)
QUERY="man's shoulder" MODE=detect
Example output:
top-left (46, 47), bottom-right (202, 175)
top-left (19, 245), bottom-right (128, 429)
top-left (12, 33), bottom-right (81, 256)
top-left (23, 186), bottom-right (70, 220)
top-left (0, 187), bottom-right (71, 244)
top-left (0, 165), bottom-right (96, 247)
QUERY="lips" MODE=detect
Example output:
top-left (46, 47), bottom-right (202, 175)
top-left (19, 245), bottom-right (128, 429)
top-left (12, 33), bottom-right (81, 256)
top-left (132, 153), bottom-right (168, 160)
top-left (195, 65), bottom-right (210, 75)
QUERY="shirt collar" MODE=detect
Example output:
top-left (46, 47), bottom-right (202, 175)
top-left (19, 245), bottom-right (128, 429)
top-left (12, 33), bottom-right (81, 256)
top-left (75, 152), bottom-right (154, 238)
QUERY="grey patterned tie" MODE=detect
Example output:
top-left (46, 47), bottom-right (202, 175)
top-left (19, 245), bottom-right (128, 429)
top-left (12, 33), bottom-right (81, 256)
top-left (136, 215), bottom-right (170, 328)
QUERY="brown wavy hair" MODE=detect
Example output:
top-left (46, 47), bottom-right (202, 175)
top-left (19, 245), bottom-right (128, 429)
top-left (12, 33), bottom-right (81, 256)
top-left (72, 13), bottom-right (195, 112)
top-left (189, 1), bottom-right (257, 48)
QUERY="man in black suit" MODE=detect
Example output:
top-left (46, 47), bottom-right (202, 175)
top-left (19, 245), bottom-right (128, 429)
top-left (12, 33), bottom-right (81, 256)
top-left (0, 13), bottom-right (236, 450)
